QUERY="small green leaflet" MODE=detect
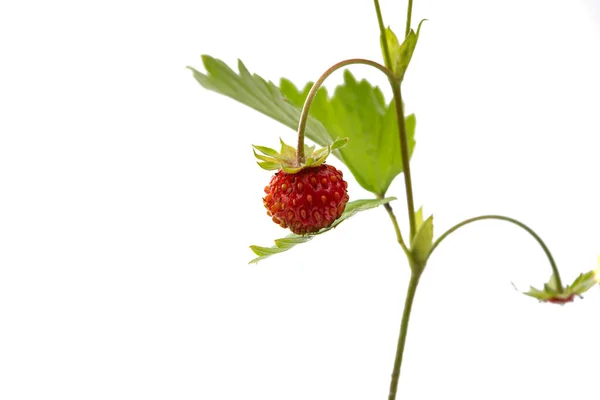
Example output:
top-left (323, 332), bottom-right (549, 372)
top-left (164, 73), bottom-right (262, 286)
top-left (249, 197), bottom-right (396, 264)
top-left (189, 56), bottom-right (416, 197)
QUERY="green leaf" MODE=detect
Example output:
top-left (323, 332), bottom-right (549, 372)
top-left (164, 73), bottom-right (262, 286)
top-left (190, 56), bottom-right (416, 197)
top-left (410, 214), bottom-right (434, 268)
top-left (249, 197), bottom-right (396, 263)
top-left (249, 235), bottom-right (313, 263)
top-left (188, 55), bottom-right (331, 147)
top-left (280, 73), bottom-right (416, 196)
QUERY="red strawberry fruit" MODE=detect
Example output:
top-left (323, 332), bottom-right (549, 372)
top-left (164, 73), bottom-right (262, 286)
top-left (254, 138), bottom-right (349, 235)
top-left (263, 164), bottom-right (349, 234)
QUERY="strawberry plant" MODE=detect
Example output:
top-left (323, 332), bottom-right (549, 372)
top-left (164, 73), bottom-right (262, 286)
top-left (189, 0), bottom-right (599, 398)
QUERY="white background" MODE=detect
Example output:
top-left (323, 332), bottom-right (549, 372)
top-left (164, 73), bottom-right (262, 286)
top-left (1, 0), bottom-right (599, 399)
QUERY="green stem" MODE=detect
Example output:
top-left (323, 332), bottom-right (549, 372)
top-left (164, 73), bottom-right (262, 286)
top-left (427, 215), bottom-right (564, 291)
top-left (373, 0), bottom-right (393, 70)
top-left (405, 0), bottom-right (414, 38)
top-left (383, 202), bottom-right (409, 255)
top-left (390, 84), bottom-right (416, 239)
top-left (295, 57), bottom-right (419, 400)
top-left (371, 1), bottom-right (417, 240)
top-left (388, 271), bottom-right (421, 400)
top-left (295, 58), bottom-right (396, 165)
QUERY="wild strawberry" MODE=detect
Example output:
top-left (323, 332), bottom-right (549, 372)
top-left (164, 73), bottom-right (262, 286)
top-left (522, 267), bottom-right (600, 304)
top-left (254, 137), bottom-right (349, 235)
top-left (263, 164), bottom-right (349, 234)
top-left (544, 294), bottom-right (576, 304)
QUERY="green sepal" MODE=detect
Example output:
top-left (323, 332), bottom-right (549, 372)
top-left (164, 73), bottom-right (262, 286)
top-left (257, 162), bottom-right (281, 171)
top-left (569, 269), bottom-right (598, 294)
top-left (252, 145), bottom-right (280, 158)
top-left (253, 137), bottom-right (348, 174)
top-left (543, 273), bottom-right (560, 294)
top-left (414, 207), bottom-right (424, 232)
top-left (279, 138), bottom-right (297, 161)
top-left (280, 166), bottom-right (304, 174)
top-left (381, 27), bottom-right (401, 72)
top-left (522, 262), bottom-right (600, 304)
top-left (331, 137), bottom-right (349, 150)
top-left (383, 20), bottom-right (426, 81)
top-left (311, 148), bottom-right (329, 166)
top-left (253, 150), bottom-right (279, 164)
top-left (249, 197), bottom-right (396, 263)
top-left (410, 209), bottom-right (434, 270)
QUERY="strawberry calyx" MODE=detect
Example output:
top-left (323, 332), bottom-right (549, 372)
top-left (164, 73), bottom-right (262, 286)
top-left (521, 265), bottom-right (600, 304)
top-left (253, 137), bottom-right (348, 174)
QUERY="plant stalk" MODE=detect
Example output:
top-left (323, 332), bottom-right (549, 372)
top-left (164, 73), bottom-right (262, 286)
top-left (383, 202), bottom-right (409, 255)
top-left (372, 1), bottom-right (418, 240)
top-left (390, 84), bottom-right (416, 239)
top-left (388, 270), bottom-right (421, 400)
top-left (427, 215), bottom-right (564, 291)
top-left (405, 0), bottom-right (414, 38)
top-left (373, 2), bottom-right (420, 397)
top-left (373, 0), bottom-right (393, 70)
top-left (295, 59), bottom-right (396, 165)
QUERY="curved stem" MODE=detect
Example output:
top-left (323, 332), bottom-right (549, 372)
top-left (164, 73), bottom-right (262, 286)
top-left (405, 0), bottom-right (414, 38)
top-left (388, 271), bottom-right (421, 400)
top-left (373, 0), bottom-right (393, 70)
top-left (295, 59), bottom-right (396, 165)
top-left (295, 58), bottom-right (416, 240)
top-left (427, 215), bottom-right (564, 291)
